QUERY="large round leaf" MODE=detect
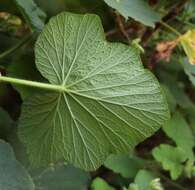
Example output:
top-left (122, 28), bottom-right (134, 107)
top-left (18, 12), bottom-right (169, 170)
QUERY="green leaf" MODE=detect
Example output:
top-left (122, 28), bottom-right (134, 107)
top-left (18, 12), bottom-right (169, 170)
top-left (128, 183), bottom-right (139, 190)
top-left (189, 116), bottom-right (195, 136)
top-left (34, 164), bottom-right (90, 190)
top-left (163, 112), bottom-right (195, 177)
top-left (14, 0), bottom-right (46, 31)
top-left (152, 144), bottom-right (188, 180)
top-left (104, 154), bottom-right (145, 178)
top-left (35, 0), bottom-right (104, 15)
top-left (0, 140), bottom-right (34, 190)
top-left (163, 112), bottom-right (195, 158)
top-left (161, 85), bottom-right (176, 113)
top-left (133, 170), bottom-right (155, 190)
top-left (91, 177), bottom-right (116, 190)
top-left (103, 0), bottom-right (161, 27)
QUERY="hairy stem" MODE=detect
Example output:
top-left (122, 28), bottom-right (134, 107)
top-left (0, 75), bottom-right (65, 92)
top-left (160, 21), bottom-right (181, 36)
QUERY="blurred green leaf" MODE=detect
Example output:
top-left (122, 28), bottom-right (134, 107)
top-left (161, 112), bottom-right (195, 178)
top-left (130, 170), bottom-right (155, 190)
top-left (152, 144), bottom-right (187, 180)
top-left (189, 116), bottom-right (195, 136)
top-left (14, 0), bottom-right (46, 31)
top-left (0, 140), bottom-right (34, 190)
top-left (163, 112), bottom-right (195, 158)
top-left (35, 0), bottom-right (104, 16)
top-left (34, 164), bottom-right (90, 190)
top-left (91, 177), bottom-right (116, 190)
top-left (161, 85), bottom-right (177, 112)
top-left (104, 154), bottom-right (145, 178)
top-left (127, 183), bottom-right (139, 190)
top-left (103, 0), bottom-right (161, 27)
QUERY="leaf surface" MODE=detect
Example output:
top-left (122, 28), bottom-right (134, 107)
top-left (18, 12), bottom-right (169, 170)
top-left (103, 0), bottom-right (161, 27)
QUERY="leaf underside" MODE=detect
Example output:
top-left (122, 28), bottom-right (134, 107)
top-left (18, 12), bottom-right (169, 170)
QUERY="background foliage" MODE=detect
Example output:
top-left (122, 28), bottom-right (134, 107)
top-left (0, 0), bottom-right (195, 189)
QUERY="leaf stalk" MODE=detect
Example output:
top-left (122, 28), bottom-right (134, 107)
top-left (0, 75), bottom-right (66, 92)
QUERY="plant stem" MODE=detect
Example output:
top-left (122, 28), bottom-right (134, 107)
top-left (0, 75), bottom-right (66, 92)
top-left (115, 12), bottom-right (130, 43)
top-left (158, 173), bottom-right (187, 190)
top-left (160, 21), bottom-right (181, 36)
top-left (0, 33), bottom-right (33, 60)
top-left (144, 161), bottom-right (187, 190)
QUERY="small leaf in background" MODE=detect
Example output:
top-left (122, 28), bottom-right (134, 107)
top-left (163, 112), bottom-right (195, 158)
top-left (168, 82), bottom-right (193, 109)
top-left (161, 85), bottom-right (177, 112)
top-left (14, 0), bottom-right (46, 31)
top-left (34, 164), bottom-right (90, 190)
top-left (127, 183), bottom-right (139, 190)
top-left (103, 0), bottom-right (161, 27)
top-left (0, 140), bottom-right (34, 190)
top-left (91, 177), bottom-right (116, 190)
top-left (129, 169), bottom-right (156, 190)
top-left (163, 112), bottom-right (195, 177)
top-left (182, 58), bottom-right (195, 86)
top-left (104, 154), bottom-right (145, 178)
top-left (152, 144), bottom-right (188, 180)
top-left (179, 29), bottom-right (195, 64)
top-left (18, 12), bottom-right (169, 170)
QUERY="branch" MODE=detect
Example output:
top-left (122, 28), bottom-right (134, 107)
top-left (0, 33), bottom-right (33, 60)
top-left (141, 0), bottom-right (189, 46)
